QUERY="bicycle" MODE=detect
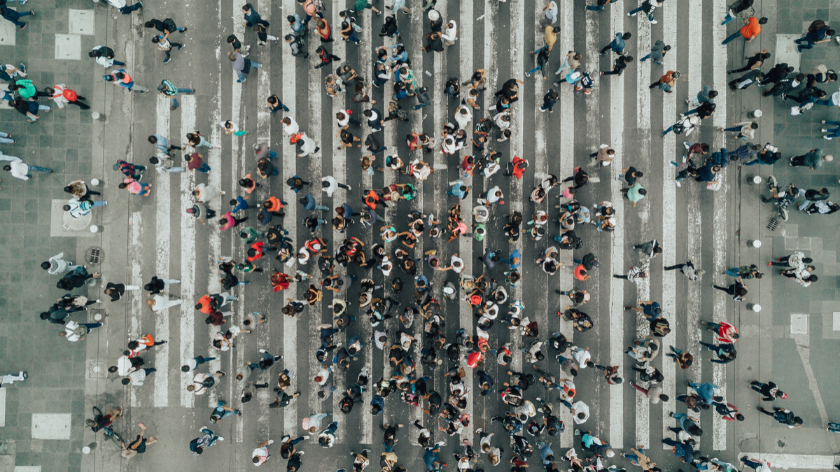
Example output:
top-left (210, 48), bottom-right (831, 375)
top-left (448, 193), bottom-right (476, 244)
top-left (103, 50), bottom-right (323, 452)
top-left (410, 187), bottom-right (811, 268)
top-left (88, 406), bottom-right (125, 450)
top-left (102, 425), bottom-right (126, 450)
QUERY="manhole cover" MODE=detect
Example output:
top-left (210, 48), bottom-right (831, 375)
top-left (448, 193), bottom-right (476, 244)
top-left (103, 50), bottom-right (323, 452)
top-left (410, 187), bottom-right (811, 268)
top-left (85, 247), bottom-right (104, 265)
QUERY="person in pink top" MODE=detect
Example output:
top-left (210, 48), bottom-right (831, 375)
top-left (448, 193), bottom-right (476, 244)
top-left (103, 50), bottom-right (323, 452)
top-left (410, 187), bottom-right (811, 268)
top-left (238, 173), bottom-right (260, 193)
top-left (218, 211), bottom-right (248, 231)
top-left (119, 177), bottom-right (152, 196)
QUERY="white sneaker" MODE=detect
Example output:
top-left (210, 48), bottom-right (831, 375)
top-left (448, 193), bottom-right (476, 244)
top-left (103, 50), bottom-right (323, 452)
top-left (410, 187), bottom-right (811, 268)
top-left (259, 349), bottom-right (266, 353)
top-left (675, 181), bottom-right (681, 187)
top-left (822, 129), bottom-right (828, 132)
top-left (650, 20), bottom-right (657, 24)
top-left (268, 440), bottom-right (275, 445)
top-left (218, 436), bottom-right (224, 441)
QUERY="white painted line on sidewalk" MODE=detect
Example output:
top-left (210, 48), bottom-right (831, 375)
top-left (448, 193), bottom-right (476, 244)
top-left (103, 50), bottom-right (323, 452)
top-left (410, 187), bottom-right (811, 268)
top-left (129, 210), bottom-right (143, 408)
top-left (359, 6), bottom-right (375, 448)
top-left (607, 2), bottom-right (625, 450)
top-left (329, 1), bottom-right (349, 445)
top-left (179, 98), bottom-right (197, 410)
top-left (153, 94), bottom-right (171, 409)
top-left (740, 453), bottom-right (838, 470)
top-left (679, 0), bottom-right (703, 448)
top-left (509, 0), bottom-right (525, 375)
top-left (405, 0), bottom-right (425, 429)
top-left (633, 6), bottom-right (653, 452)
top-left (712, 0), bottom-right (728, 450)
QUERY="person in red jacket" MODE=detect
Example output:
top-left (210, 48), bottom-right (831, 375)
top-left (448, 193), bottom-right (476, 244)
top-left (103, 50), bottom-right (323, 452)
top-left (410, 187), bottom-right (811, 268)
top-left (247, 242), bottom-right (264, 262)
top-left (504, 156), bottom-right (528, 179)
top-left (270, 272), bottom-right (292, 292)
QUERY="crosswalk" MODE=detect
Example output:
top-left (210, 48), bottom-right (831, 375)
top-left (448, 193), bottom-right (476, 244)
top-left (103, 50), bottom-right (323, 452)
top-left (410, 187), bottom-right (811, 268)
top-left (89, 0), bottom-right (762, 467)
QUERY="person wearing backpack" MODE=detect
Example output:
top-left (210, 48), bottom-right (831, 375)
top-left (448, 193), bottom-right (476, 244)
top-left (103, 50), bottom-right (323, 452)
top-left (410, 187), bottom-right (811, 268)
top-left (157, 79), bottom-right (194, 110)
top-left (44, 84), bottom-right (90, 110)
top-left (190, 427), bottom-right (223, 455)
top-left (144, 18), bottom-right (187, 40)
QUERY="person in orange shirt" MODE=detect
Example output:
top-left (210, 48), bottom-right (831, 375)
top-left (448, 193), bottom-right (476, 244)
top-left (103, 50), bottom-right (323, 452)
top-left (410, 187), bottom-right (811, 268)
top-left (195, 294), bottom-right (214, 314)
top-left (722, 16), bottom-right (767, 45)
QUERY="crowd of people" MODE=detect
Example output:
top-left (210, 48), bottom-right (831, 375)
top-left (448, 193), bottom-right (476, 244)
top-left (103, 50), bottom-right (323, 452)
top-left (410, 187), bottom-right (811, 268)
top-left (1, 0), bottom-right (838, 470)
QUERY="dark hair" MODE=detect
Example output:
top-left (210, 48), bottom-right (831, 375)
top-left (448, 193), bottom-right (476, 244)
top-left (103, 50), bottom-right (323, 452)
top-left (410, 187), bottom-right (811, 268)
top-left (638, 189), bottom-right (648, 195)
top-left (622, 32), bottom-right (632, 39)
top-left (709, 90), bottom-right (718, 98)
top-left (242, 3), bottom-right (252, 10)
top-left (121, 378), bottom-right (130, 385)
top-left (663, 45), bottom-right (672, 51)
top-left (41, 261), bottom-right (51, 270)
top-left (181, 365), bottom-right (190, 372)
top-left (40, 312), bottom-right (49, 320)
top-left (758, 17), bottom-right (768, 24)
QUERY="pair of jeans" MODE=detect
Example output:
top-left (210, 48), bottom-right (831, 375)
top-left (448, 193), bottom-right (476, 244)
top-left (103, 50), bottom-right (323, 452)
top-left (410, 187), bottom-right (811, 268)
top-left (212, 400), bottom-right (239, 420)
top-left (345, 29), bottom-right (361, 44)
top-left (236, 61), bottom-right (262, 82)
top-left (3, 9), bottom-right (30, 27)
top-left (722, 31), bottom-right (742, 45)
top-left (586, 4), bottom-right (605, 10)
top-left (741, 458), bottom-right (762, 470)
top-left (119, 3), bottom-right (142, 14)
top-left (28, 164), bottom-right (52, 174)
top-left (200, 428), bottom-right (220, 447)
top-left (0, 131), bottom-right (12, 144)
top-left (195, 162), bottom-right (211, 173)
top-left (721, 11), bottom-right (736, 25)
top-left (27, 104), bottom-right (50, 121)
top-left (628, 6), bottom-right (654, 21)
top-left (162, 43), bottom-right (183, 62)
top-left (169, 88), bottom-right (193, 108)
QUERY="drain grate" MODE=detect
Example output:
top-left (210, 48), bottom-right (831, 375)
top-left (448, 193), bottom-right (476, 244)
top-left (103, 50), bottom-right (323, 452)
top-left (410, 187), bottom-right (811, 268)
top-left (85, 247), bottom-right (104, 265)
top-left (766, 216), bottom-right (781, 232)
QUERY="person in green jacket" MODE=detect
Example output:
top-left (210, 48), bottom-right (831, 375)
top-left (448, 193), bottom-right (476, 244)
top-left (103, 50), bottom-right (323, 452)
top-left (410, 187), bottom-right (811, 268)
top-left (353, 0), bottom-right (382, 14)
top-left (790, 148), bottom-right (833, 169)
top-left (622, 182), bottom-right (647, 207)
top-left (9, 79), bottom-right (41, 100)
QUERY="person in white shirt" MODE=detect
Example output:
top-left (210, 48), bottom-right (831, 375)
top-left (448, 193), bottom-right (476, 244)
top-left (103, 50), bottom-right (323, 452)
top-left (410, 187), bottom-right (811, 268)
top-left (60, 320), bottom-right (103, 342)
top-left (296, 132), bottom-right (320, 157)
top-left (282, 116), bottom-right (300, 135)
top-left (441, 20), bottom-right (457, 46)
top-left (107, 0), bottom-right (143, 15)
top-left (121, 367), bottom-right (156, 386)
top-left (321, 175), bottom-right (352, 197)
top-left (478, 186), bottom-right (504, 206)
top-left (411, 159), bottom-right (433, 180)
top-left (0, 154), bottom-right (52, 180)
top-left (569, 400), bottom-right (590, 424)
top-left (571, 346), bottom-right (593, 368)
top-left (0, 371), bottom-right (27, 386)
top-left (454, 102), bottom-right (472, 130)
top-left (41, 252), bottom-right (78, 276)
top-left (64, 198), bottom-right (107, 218)
top-left (146, 294), bottom-right (182, 312)
top-left (252, 439), bottom-right (274, 466)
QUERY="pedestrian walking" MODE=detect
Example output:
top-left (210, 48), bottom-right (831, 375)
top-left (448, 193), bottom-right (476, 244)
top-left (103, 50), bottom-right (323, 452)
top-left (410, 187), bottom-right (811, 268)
top-left (104, 69), bottom-right (148, 93)
top-left (600, 32), bottom-right (631, 55)
top-left (190, 427), bottom-right (223, 455)
top-left (640, 40), bottom-right (670, 65)
top-left (0, 155), bottom-right (52, 180)
top-left (627, 0), bottom-right (663, 24)
top-left (0, 6), bottom-right (34, 29)
top-left (789, 148), bottom-right (832, 169)
top-left (45, 84), bottom-right (90, 110)
top-left (158, 79), bottom-right (194, 109)
top-left (722, 16), bottom-right (767, 45)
